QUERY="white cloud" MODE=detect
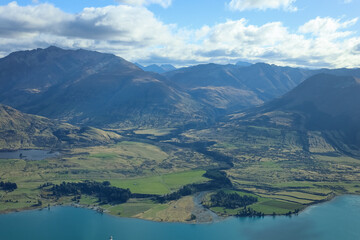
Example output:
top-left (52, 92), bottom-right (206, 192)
top-left (65, 5), bottom-right (173, 44)
top-left (0, 1), bottom-right (70, 37)
top-left (192, 17), bottom-right (360, 68)
top-left (299, 17), bottom-right (358, 39)
top-left (116, 0), bottom-right (172, 8)
top-left (0, 0), bottom-right (175, 45)
top-left (205, 19), bottom-right (288, 46)
top-left (228, 0), bottom-right (297, 11)
top-left (344, 0), bottom-right (353, 3)
top-left (0, 2), bottom-right (176, 59)
top-left (0, 2), bottom-right (359, 68)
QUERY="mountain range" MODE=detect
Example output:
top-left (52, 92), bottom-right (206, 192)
top-left (0, 46), bottom-right (360, 156)
top-left (0, 46), bottom-right (320, 128)
top-left (164, 63), bottom-right (312, 112)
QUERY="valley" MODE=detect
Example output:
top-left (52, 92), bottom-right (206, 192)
top-left (0, 47), bottom-right (360, 222)
top-left (1, 122), bottom-right (359, 222)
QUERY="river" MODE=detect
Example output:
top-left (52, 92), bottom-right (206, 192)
top-left (0, 195), bottom-right (359, 240)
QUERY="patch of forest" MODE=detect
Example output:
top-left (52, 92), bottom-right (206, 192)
top-left (210, 190), bottom-right (258, 209)
top-left (0, 181), bottom-right (17, 192)
top-left (46, 181), bottom-right (131, 204)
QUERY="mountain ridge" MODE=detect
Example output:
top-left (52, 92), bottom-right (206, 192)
top-left (0, 46), bottom-right (210, 128)
top-left (2, 46), bottom-right (360, 130)
top-left (135, 63), bottom-right (177, 74)
top-left (164, 62), bottom-right (312, 113)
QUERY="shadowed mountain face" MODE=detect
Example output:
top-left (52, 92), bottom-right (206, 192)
top-left (0, 47), bottom-right (208, 128)
top-left (0, 104), bottom-right (121, 150)
top-left (164, 63), bottom-right (312, 112)
top-left (229, 74), bottom-right (360, 154)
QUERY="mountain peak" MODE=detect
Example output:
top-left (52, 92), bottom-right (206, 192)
top-left (235, 61), bottom-right (252, 67)
top-left (135, 63), bottom-right (177, 74)
top-left (45, 45), bottom-right (62, 51)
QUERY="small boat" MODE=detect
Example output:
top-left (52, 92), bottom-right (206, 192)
top-left (109, 236), bottom-right (113, 240)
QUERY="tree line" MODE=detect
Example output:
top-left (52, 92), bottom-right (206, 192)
top-left (0, 181), bottom-right (17, 192)
top-left (49, 181), bottom-right (131, 204)
top-left (236, 206), bottom-right (264, 217)
top-left (210, 190), bottom-right (258, 209)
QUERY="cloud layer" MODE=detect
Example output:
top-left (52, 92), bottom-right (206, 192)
top-left (0, 1), bottom-right (359, 68)
top-left (116, 0), bottom-right (172, 8)
top-left (228, 0), bottom-right (297, 11)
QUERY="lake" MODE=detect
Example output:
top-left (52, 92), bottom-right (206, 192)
top-left (0, 195), bottom-right (359, 240)
top-left (0, 149), bottom-right (59, 161)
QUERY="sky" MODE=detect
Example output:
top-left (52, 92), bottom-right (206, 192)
top-left (0, 0), bottom-right (359, 68)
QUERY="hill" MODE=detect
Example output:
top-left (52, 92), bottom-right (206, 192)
top-left (227, 73), bottom-right (360, 155)
top-left (0, 104), bottom-right (121, 150)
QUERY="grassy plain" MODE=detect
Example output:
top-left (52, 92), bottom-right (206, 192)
top-left (110, 170), bottom-right (208, 195)
top-left (183, 124), bottom-right (360, 217)
top-left (204, 189), bottom-right (305, 215)
top-left (133, 128), bottom-right (176, 136)
top-left (0, 139), bottom-right (215, 219)
top-left (1, 123), bottom-right (360, 221)
top-left (106, 198), bottom-right (165, 218)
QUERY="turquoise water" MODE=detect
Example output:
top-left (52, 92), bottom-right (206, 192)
top-left (0, 195), bottom-right (359, 240)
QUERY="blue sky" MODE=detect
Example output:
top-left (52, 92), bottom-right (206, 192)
top-left (0, 0), bottom-right (359, 68)
top-left (150, 0), bottom-right (359, 29)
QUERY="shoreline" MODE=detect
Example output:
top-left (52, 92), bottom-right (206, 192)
top-left (0, 192), bottom-right (344, 224)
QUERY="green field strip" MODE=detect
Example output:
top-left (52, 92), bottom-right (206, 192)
top-left (258, 194), bottom-right (314, 204)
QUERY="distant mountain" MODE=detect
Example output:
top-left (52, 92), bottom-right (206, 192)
top-left (313, 68), bottom-right (360, 79)
top-left (235, 61), bottom-right (252, 67)
top-left (164, 63), bottom-right (312, 112)
top-left (0, 47), bottom-right (208, 128)
top-left (228, 74), bottom-right (360, 155)
top-left (159, 64), bottom-right (177, 72)
top-left (135, 63), bottom-right (177, 74)
top-left (0, 104), bottom-right (121, 150)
